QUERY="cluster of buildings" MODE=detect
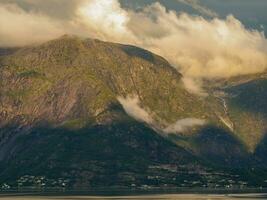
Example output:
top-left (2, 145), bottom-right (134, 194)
top-left (15, 175), bottom-right (70, 188)
top-left (0, 165), bottom-right (263, 190)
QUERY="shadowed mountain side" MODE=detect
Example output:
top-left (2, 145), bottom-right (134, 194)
top-left (171, 126), bottom-right (250, 168)
top-left (254, 132), bottom-right (267, 166)
top-left (193, 127), bottom-right (250, 167)
top-left (169, 126), bottom-right (267, 186)
top-left (223, 78), bottom-right (267, 152)
top-left (119, 45), bottom-right (158, 64)
top-left (227, 78), bottom-right (267, 118)
top-left (0, 48), bottom-right (20, 56)
top-left (0, 121), bottom-right (202, 188)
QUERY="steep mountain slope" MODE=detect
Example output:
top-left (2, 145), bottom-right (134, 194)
top-left (0, 35), bottom-right (267, 188)
top-left (0, 35), bottom-right (218, 128)
top-left (221, 78), bottom-right (267, 155)
top-left (0, 35), bottom-right (213, 187)
top-left (202, 75), bottom-right (267, 153)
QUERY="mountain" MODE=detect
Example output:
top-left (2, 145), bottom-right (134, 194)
top-left (223, 77), bottom-right (267, 161)
top-left (0, 35), bottom-right (267, 189)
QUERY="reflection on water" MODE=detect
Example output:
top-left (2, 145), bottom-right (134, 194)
top-left (0, 194), bottom-right (267, 200)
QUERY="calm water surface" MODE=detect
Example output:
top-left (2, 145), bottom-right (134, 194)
top-left (0, 193), bottom-right (267, 200)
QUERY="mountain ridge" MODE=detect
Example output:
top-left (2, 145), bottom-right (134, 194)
top-left (1, 35), bottom-right (267, 188)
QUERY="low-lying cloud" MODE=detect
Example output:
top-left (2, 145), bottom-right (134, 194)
top-left (118, 95), bottom-right (205, 134)
top-left (1, 0), bottom-right (267, 93)
top-left (117, 96), bottom-right (153, 124)
top-left (163, 118), bottom-right (206, 134)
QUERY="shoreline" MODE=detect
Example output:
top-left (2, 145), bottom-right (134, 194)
top-left (0, 187), bottom-right (267, 197)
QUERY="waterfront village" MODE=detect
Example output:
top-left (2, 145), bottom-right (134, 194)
top-left (0, 164), bottom-right (264, 190)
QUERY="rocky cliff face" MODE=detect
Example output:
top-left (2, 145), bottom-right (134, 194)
top-left (1, 35), bottom-right (267, 188)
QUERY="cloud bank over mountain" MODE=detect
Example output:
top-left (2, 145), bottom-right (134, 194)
top-left (1, 0), bottom-right (267, 93)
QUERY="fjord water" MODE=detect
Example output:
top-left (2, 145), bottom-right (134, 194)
top-left (0, 194), bottom-right (267, 200)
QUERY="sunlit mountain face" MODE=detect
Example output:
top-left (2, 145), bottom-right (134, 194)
top-left (1, 0), bottom-right (267, 190)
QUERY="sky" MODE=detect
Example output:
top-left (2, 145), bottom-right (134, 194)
top-left (0, 0), bottom-right (267, 94)
top-left (121, 0), bottom-right (267, 33)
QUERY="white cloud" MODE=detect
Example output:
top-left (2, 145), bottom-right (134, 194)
top-left (117, 96), bottom-right (153, 124)
top-left (182, 77), bottom-right (207, 96)
top-left (75, 0), bottom-right (135, 42)
top-left (163, 118), bottom-right (206, 134)
top-left (76, 1), bottom-right (267, 83)
top-left (125, 5), bottom-right (267, 79)
top-left (0, 3), bottom-right (64, 47)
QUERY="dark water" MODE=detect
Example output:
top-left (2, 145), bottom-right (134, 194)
top-left (0, 193), bottom-right (267, 200)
